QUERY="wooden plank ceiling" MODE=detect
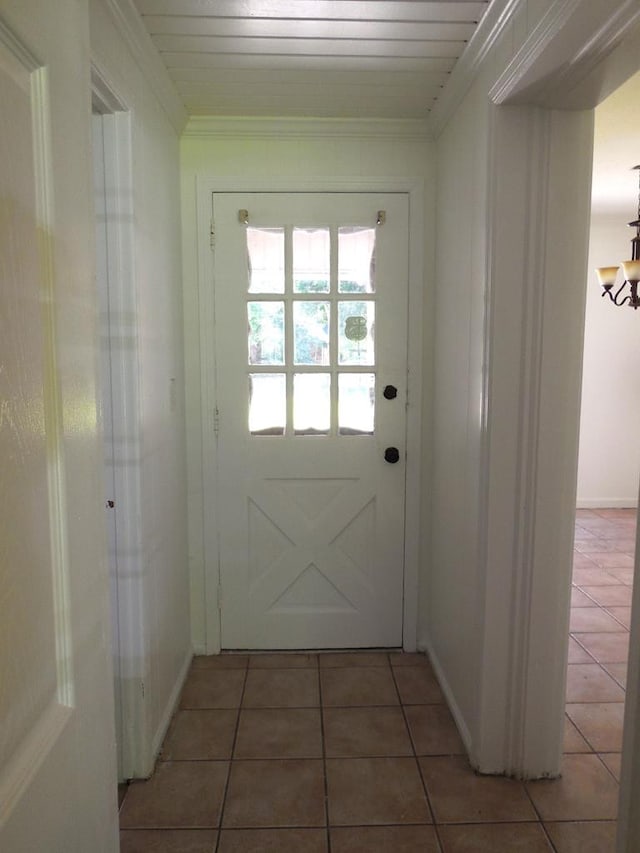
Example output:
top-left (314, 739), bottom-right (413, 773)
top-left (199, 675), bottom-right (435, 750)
top-left (133, 0), bottom-right (490, 118)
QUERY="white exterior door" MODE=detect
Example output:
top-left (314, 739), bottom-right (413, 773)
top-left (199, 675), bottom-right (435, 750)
top-left (212, 192), bottom-right (409, 649)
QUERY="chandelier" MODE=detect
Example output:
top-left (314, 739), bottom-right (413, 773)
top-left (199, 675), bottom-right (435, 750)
top-left (596, 165), bottom-right (640, 309)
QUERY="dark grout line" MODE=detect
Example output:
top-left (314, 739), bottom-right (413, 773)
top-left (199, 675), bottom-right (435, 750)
top-left (213, 664), bottom-right (249, 853)
top-left (521, 777), bottom-right (559, 851)
top-left (595, 751), bottom-right (622, 785)
top-left (317, 664), bottom-right (332, 852)
top-left (388, 657), bottom-right (444, 850)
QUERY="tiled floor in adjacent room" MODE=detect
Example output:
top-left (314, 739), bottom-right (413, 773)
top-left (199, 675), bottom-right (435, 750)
top-left (119, 508), bottom-right (634, 852)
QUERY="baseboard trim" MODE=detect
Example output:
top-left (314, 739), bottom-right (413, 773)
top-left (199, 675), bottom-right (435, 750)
top-left (146, 648), bottom-right (193, 776)
top-left (420, 638), bottom-right (473, 757)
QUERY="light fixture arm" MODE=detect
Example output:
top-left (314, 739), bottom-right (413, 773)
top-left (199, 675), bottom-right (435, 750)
top-left (596, 165), bottom-right (640, 310)
top-left (603, 279), bottom-right (638, 307)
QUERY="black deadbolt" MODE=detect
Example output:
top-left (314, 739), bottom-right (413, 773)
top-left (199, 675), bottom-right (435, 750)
top-left (383, 384), bottom-right (398, 400)
top-left (384, 447), bottom-right (400, 464)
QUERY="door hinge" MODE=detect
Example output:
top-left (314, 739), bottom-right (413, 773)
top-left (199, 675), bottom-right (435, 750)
top-left (213, 405), bottom-right (220, 435)
top-left (210, 220), bottom-right (215, 249)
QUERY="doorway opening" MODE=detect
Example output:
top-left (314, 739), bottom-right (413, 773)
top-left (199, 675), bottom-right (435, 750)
top-left (567, 70), bottom-right (640, 802)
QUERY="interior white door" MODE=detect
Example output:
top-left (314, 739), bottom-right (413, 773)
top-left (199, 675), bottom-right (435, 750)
top-left (0, 23), bottom-right (117, 852)
top-left (212, 192), bottom-right (409, 649)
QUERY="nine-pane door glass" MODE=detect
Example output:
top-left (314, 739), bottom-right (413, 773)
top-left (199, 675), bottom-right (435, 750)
top-left (245, 223), bottom-right (380, 435)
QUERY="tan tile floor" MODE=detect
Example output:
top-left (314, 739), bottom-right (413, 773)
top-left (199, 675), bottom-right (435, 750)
top-left (119, 508), bottom-right (634, 852)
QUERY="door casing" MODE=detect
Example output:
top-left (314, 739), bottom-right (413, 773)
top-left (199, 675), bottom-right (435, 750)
top-left (194, 176), bottom-right (426, 653)
top-left (91, 64), bottom-right (144, 781)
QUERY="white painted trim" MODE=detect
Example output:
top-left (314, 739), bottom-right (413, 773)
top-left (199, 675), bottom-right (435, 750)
top-left (490, 0), bottom-right (583, 104)
top-left (0, 702), bottom-right (72, 827)
top-left (427, 0), bottom-right (523, 138)
top-left (490, 0), bottom-right (640, 108)
top-left (474, 104), bottom-right (554, 776)
top-left (29, 61), bottom-right (77, 712)
top-left (103, 111), bottom-right (147, 781)
top-left (473, 105), bottom-right (593, 778)
top-left (0, 13), bottom-right (40, 71)
top-left (90, 90), bottom-right (147, 781)
top-left (184, 116), bottom-right (431, 141)
top-left (195, 178), bottom-right (222, 655)
top-left (147, 648), bottom-right (193, 777)
top-left (194, 175), bottom-right (425, 653)
top-left (422, 639), bottom-right (473, 755)
top-left (618, 488), bottom-right (640, 851)
top-left (102, 0), bottom-right (187, 134)
top-left (90, 63), bottom-right (126, 114)
top-left (402, 180), bottom-right (425, 653)
top-left (495, 108), bottom-right (553, 778)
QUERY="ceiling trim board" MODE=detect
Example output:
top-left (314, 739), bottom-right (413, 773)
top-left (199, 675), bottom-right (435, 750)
top-left (135, 0), bottom-right (488, 23)
top-left (161, 52), bottom-right (456, 73)
top-left (173, 71), bottom-right (450, 88)
top-left (143, 16), bottom-right (477, 40)
top-left (490, 0), bottom-right (640, 109)
top-left (152, 34), bottom-right (467, 57)
top-left (427, 0), bottom-right (522, 137)
top-left (183, 115), bottom-right (432, 141)
top-left (104, 0), bottom-right (188, 134)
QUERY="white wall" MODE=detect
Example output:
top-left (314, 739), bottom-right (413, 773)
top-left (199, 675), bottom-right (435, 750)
top-left (577, 73), bottom-right (640, 508)
top-left (180, 122), bottom-right (435, 652)
top-left (90, 0), bottom-right (191, 776)
top-left (425, 69), bottom-right (492, 745)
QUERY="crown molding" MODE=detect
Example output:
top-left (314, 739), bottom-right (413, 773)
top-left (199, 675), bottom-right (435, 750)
top-left (183, 115), bottom-right (432, 141)
top-left (0, 13), bottom-right (41, 71)
top-left (91, 62), bottom-right (127, 113)
top-left (427, 0), bottom-right (523, 138)
top-left (490, 0), bottom-right (640, 109)
top-left (102, 0), bottom-right (188, 134)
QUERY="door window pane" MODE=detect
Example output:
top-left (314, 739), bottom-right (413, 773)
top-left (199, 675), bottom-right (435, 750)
top-left (293, 301), bottom-right (330, 365)
top-left (339, 374), bottom-right (375, 435)
top-left (247, 227), bottom-right (285, 293)
top-left (338, 301), bottom-right (375, 365)
top-left (294, 373), bottom-right (330, 434)
top-left (248, 301), bottom-right (284, 365)
top-left (249, 374), bottom-right (286, 435)
top-left (338, 227), bottom-right (376, 293)
top-left (293, 228), bottom-right (330, 293)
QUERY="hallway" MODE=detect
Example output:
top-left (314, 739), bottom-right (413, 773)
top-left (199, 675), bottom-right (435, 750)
top-left (119, 503), bottom-right (635, 853)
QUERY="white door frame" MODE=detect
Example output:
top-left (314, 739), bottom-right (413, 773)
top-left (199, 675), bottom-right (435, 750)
top-left (91, 64), bottom-right (145, 781)
top-left (195, 176), bottom-right (425, 653)
top-left (450, 0), bottom-right (640, 844)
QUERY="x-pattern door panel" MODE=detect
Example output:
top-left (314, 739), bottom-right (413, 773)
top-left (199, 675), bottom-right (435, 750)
top-left (213, 192), bottom-right (408, 648)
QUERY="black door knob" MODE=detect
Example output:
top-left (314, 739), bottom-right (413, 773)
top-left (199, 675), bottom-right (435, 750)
top-left (383, 385), bottom-right (398, 400)
top-left (384, 447), bottom-right (400, 464)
